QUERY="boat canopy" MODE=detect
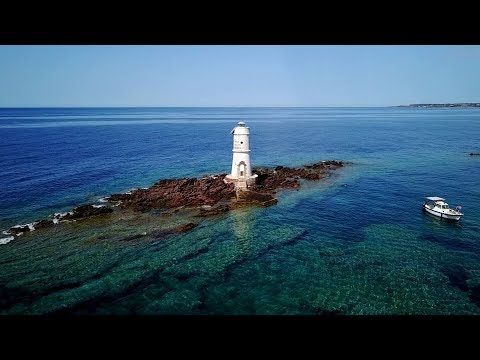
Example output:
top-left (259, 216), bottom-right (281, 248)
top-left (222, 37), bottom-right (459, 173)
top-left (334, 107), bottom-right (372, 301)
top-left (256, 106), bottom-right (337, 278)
top-left (426, 196), bottom-right (445, 201)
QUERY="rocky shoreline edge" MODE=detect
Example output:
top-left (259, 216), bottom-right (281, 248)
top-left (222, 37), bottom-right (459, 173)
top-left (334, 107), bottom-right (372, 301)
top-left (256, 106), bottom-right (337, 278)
top-left (1, 160), bottom-right (345, 243)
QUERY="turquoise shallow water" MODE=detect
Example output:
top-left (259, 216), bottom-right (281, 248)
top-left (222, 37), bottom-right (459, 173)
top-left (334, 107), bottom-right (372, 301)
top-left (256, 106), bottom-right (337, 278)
top-left (1, 107), bottom-right (480, 314)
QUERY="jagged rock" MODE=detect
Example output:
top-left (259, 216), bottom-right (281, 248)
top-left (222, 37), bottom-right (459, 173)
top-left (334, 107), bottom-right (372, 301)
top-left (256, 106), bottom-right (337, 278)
top-left (9, 225), bottom-right (30, 235)
top-left (34, 219), bottom-right (54, 229)
top-left (252, 162), bottom-right (336, 192)
top-left (106, 193), bottom-right (132, 202)
top-left (62, 205), bottom-right (113, 220)
top-left (108, 175), bottom-right (236, 211)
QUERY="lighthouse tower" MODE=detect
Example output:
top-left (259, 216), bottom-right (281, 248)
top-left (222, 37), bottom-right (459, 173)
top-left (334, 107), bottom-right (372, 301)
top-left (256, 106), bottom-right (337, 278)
top-left (224, 121), bottom-right (258, 189)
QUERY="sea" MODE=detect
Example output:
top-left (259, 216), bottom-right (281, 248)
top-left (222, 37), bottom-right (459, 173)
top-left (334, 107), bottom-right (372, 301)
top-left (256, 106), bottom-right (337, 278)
top-left (0, 107), bottom-right (479, 315)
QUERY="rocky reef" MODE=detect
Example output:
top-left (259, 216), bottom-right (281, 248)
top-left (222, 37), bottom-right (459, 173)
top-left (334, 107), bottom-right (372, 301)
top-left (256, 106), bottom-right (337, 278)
top-left (120, 222), bottom-right (198, 242)
top-left (250, 160), bottom-right (344, 193)
top-left (4, 205), bottom-right (113, 237)
top-left (2, 160), bottom-right (345, 240)
top-left (106, 160), bottom-right (344, 215)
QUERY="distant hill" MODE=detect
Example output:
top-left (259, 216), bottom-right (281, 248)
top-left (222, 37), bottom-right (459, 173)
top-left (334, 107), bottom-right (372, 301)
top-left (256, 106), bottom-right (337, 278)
top-left (398, 103), bottom-right (480, 108)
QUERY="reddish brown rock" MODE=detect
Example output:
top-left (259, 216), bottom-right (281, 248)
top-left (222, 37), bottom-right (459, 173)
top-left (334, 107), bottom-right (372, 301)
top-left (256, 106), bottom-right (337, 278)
top-left (250, 160), bottom-right (343, 193)
top-left (109, 175), bottom-right (236, 211)
top-left (105, 160), bottom-right (344, 213)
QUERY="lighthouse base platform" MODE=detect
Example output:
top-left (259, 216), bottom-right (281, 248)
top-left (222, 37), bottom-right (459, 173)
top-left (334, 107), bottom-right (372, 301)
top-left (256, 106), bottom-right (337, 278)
top-left (224, 174), bottom-right (258, 189)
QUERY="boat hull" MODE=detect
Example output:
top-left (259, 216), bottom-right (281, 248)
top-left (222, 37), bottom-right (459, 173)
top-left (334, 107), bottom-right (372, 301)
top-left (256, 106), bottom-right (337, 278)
top-left (423, 205), bottom-right (462, 221)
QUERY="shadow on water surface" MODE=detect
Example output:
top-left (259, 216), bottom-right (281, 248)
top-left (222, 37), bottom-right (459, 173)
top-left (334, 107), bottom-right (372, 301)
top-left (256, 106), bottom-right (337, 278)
top-left (420, 209), bottom-right (470, 251)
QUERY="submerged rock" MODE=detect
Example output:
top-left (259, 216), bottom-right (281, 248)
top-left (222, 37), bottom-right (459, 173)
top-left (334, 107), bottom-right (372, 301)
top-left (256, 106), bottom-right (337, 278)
top-left (121, 223), bottom-right (198, 242)
top-left (234, 190), bottom-right (278, 207)
top-left (195, 204), bottom-right (230, 217)
top-left (122, 232), bottom-right (148, 241)
top-left (469, 285), bottom-right (480, 307)
top-left (174, 223), bottom-right (198, 233)
top-left (441, 265), bottom-right (470, 293)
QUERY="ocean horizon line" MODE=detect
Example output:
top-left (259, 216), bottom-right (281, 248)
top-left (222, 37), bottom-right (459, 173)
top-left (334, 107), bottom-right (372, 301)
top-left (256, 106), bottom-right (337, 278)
top-left (0, 105), bottom-right (396, 109)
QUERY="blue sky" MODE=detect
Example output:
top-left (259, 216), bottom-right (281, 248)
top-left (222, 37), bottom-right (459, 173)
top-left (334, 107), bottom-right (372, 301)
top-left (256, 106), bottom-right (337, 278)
top-left (0, 45), bottom-right (479, 107)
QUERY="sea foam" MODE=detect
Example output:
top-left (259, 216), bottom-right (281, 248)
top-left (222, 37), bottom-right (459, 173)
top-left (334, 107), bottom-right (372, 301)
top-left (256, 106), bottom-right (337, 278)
top-left (11, 222), bottom-right (37, 231)
top-left (0, 236), bottom-right (14, 245)
top-left (125, 188), bottom-right (140, 195)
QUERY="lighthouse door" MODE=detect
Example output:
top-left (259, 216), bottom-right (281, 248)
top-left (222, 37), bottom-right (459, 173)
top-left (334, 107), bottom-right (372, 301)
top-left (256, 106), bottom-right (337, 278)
top-left (237, 162), bottom-right (246, 178)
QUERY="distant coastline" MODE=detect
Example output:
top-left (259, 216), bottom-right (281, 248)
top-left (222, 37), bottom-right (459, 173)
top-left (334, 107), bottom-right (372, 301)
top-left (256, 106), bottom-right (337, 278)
top-left (398, 103), bottom-right (480, 108)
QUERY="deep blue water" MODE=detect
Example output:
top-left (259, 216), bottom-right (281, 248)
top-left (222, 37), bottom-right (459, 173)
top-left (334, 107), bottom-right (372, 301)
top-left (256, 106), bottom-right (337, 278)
top-left (1, 107), bottom-right (480, 314)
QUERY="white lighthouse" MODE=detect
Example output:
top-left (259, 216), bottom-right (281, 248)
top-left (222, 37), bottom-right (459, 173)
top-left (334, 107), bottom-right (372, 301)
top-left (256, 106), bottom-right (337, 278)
top-left (224, 121), bottom-right (258, 189)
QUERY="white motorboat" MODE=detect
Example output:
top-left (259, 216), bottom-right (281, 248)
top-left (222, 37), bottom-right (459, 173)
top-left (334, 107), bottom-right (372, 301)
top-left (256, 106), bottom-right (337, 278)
top-left (423, 197), bottom-right (463, 221)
